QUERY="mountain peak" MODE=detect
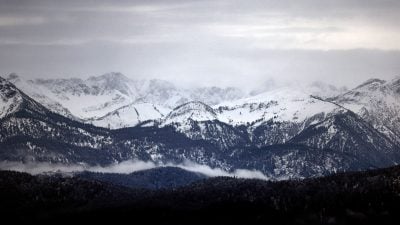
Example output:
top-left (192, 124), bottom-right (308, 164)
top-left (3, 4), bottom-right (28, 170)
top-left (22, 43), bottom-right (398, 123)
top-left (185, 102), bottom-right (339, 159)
top-left (164, 101), bottom-right (217, 124)
top-left (0, 76), bottom-right (23, 118)
top-left (355, 78), bottom-right (386, 90)
top-left (0, 76), bottom-right (20, 99)
top-left (171, 101), bottom-right (216, 114)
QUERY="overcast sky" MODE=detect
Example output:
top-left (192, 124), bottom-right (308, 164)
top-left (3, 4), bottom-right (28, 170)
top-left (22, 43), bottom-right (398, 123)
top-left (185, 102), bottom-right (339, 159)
top-left (1, 0), bottom-right (400, 90)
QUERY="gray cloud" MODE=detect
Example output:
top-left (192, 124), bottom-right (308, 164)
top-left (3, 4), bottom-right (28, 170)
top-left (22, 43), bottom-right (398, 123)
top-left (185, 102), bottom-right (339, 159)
top-left (0, 0), bottom-right (399, 89)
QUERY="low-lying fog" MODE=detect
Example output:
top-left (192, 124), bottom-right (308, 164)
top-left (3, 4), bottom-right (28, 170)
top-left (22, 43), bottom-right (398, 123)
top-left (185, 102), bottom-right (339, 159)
top-left (0, 160), bottom-right (269, 180)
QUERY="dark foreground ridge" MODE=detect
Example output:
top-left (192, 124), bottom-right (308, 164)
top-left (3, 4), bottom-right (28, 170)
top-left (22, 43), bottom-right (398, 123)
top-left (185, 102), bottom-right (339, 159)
top-left (1, 165), bottom-right (400, 225)
top-left (76, 166), bottom-right (208, 189)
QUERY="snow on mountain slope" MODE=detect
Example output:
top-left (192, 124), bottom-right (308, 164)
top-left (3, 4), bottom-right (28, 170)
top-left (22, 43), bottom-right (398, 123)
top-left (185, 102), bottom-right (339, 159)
top-left (156, 86), bottom-right (349, 147)
top-left (0, 76), bottom-right (52, 121)
top-left (6, 73), bottom-right (77, 120)
top-left (8, 70), bottom-right (400, 146)
top-left (331, 78), bottom-right (389, 112)
top-left (329, 77), bottom-right (400, 144)
top-left (163, 101), bottom-right (218, 125)
top-left (9, 73), bottom-right (245, 129)
top-left (215, 87), bottom-right (341, 127)
top-left (88, 102), bottom-right (169, 129)
top-left (1, 74), bottom-right (400, 179)
top-left (290, 111), bottom-right (400, 167)
top-left (6, 73), bottom-right (133, 120)
top-left (28, 73), bottom-right (136, 119)
top-left (0, 76), bottom-right (218, 166)
top-left (0, 77), bottom-right (23, 119)
top-left (160, 101), bottom-right (250, 149)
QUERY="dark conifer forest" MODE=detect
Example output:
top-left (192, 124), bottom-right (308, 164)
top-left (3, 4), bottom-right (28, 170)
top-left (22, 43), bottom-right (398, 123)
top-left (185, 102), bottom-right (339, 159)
top-left (1, 165), bottom-right (400, 224)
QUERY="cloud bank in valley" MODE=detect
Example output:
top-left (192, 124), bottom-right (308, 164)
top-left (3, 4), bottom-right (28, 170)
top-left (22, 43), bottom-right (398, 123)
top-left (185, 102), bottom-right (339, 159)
top-left (0, 159), bottom-right (270, 180)
top-left (172, 160), bottom-right (269, 180)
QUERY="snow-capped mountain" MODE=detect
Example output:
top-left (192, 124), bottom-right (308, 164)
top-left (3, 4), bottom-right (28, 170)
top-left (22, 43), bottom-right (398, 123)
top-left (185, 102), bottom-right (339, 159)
top-left (7, 72), bottom-right (351, 131)
top-left (88, 102), bottom-right (169, 129)
top-left (0, 76), bottom-right (115, 163)
top-left (0, 76), bottom-right (23, 119)
top-left (137, 77), bottom-right (400, 154)
top-left (216, 87), bottom-right (341, 127)
top-left (0, 76), bottom-right (48, 120)
top-left (160, 101), bottom-right (250, 150)
top-left (7, 72), bottom-right (143, 120)
top-left (290, 111), bottom-right (399, 166)
top-left (144, 77), bottom-right (400, 176)
top-left (0, 76), bottom-right (222, 166)
top-left (329, 77), bottom-right (400, 145)
top-left (158, 86), bottom-right (345, 138)
top-left (1, 74), bottom-right (400, 179)
top-left (163, 101), bottom-right (218, 125)
top-left (7, 73), bottom-right (246, 128)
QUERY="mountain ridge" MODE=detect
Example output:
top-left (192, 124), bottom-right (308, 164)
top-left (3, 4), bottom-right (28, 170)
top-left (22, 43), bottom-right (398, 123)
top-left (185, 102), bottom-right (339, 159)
top-left (1, 74), bottom-right (400, 180)
top-left (7, 73), bottom-right (246, 128)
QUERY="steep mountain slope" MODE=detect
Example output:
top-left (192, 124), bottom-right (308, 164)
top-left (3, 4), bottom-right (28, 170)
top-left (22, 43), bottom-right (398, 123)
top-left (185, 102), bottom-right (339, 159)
top-left (227, 144), bottom-right (371, 179)
top-left (0, 77), bottom-right (117, 164)
top-left (138, 79), bottom-right (399, 171)
top-left (0, 77), bottom-right (24, 119)
top-left (329, 77), bottom-right (400, 145)
top-left (290, 111), bottom-right (399, 167)
top-left (0, 77), bottom-right (230, 167)
top-left (11, 72), bottom-right (139, 119)
top-left (0, 78), bottom-right (365, 177)
top-left (158, 88), bottom-right (348, 149)
top-left (87, 102), bottom-right (169, 129)
top-left (216, 87), bottom-right (341, 126)
top-left (163, 101), bottom-right (218, 125)
top-left (8, 73), bottom-right (245, 128)
top-left (2, 75), bottom-right (400, 180)
top-left (211, 87), bottom-right (348, 148)
top-left (161, 101), bottom-right (250, 149)
top-left (6, 73), bottom-right (78, 120)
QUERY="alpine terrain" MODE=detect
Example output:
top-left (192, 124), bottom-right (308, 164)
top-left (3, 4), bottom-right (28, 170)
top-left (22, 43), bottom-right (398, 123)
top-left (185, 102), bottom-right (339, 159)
top-left (1, 73), bottom-right (400, 180)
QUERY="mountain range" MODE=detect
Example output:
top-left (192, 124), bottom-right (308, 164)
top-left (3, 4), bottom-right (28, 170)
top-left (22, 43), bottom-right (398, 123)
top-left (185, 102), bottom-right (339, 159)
top-left (5, 72), bottom-right (347, 129)
top-left (1, 73), bottom-right (400, 179)
top-left (6, 72), bottom-right (245, 128)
